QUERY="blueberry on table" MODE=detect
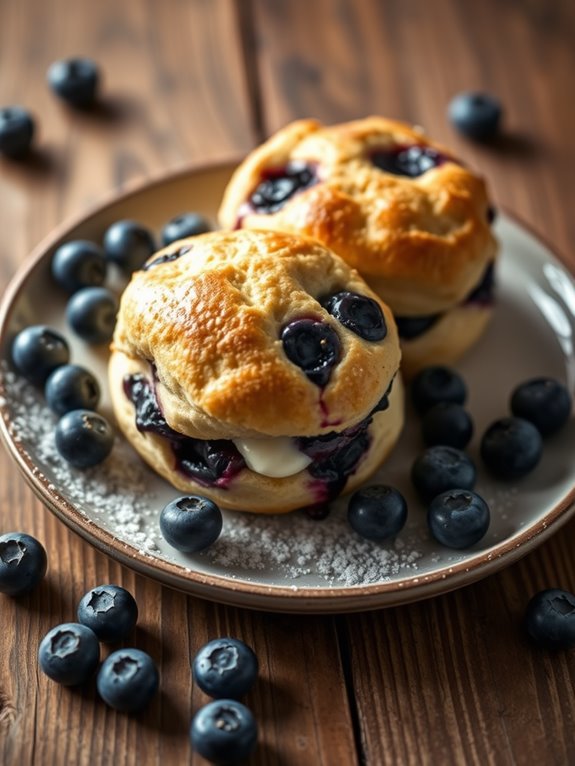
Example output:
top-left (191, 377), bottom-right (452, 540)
top-left (161, 212), bottom-right (212, 246)
top-left (428, 489), bottom-right (490, 549)
top-left (193, 638), bottom-right (259, 700)
top-left (448, 91), bottom-right (503, 141)
top-left (11, 325), bottom-right (70, 385)
top-left (38, 623), bottom-right (100, 686)
top-left (320, 291), bottom-right (387, 341)
top-left (281, 318), bottom-right (342, 387)
top-left (97, 648), bottom-right (159, 712)
top-left (0, 106), bottom-right (35, 158)
top-left (0, 532), bottom-right (47, 596)
top-left (421, 402), bottom-right (474, 449)
top-left (77, 584), bottom-right (138, 643)
top-left (45, 364), bottom-right (100, 415)
top-left (525, 589), bottom-right (575, 650)
top-left (55, 409), bottom-right (114, 469)
top-left (66, 286), bottom-right (117, 344)
top-left (47, 58), bottom-right (100, 108)
top-left (190, 699), bottom-right (258, 764)
top-left (411, 445), bottom-right (476, 503)
top-left (103, 220), bottom-right (156, 273)
top-left (510, 377), bottom-right (572, 437)
top-left (51, 240), bottom-right (107, 293)
top-left (411, 365), bottom-right (467, 415)
top-left (160, 495), bottom-right (223, 553)
top-left (480, 417), bottom-right (542, 480)
top-left (347, 485), bottom-right (408, 542)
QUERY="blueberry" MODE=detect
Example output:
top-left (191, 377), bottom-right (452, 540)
top-left (55, 409), bottom-right (114, 469)
top-left (421, 402), bottom-right (474, 449)
top-left (320, 291), bottom-right (387, 342)
top-left (347, 485), bottom-right (408, 542)
top-left (77, 584), bottom-right (138, 643)
top-left (411, 445), bottom-right (476, 503)
top-left (524, 589), bottom-right (575, 650)
top-left (38, 623), bottom-right (100, 686)
top-left (103, 220), bottom-right (156, 273)
top-left (510, 377), bottom-right (572, 437)
top-left (249, 161), bottom-right (316, 214)
top-left (448, 91), bottom-right (503, 141)
top-left (281, 319), bottom-right (341, 386)
top-left (11, 325), bottom-right (70, 385)
top-left (51, 240), bottom-right (107, 293)
top-left (45, 364), bottom-right (100, 415)
top-left (0, 532), bottom-right (47, 596)
top-left (0, 106), bottom-right (35, 158)
top-left (190, 699), bottom-right (258, 764)
top-left (395, 314), bottom-right (440, 340)
top-left (372, 145), bottom-right (446, 177)
top-left (66, 286), bottom-right (117, 344)
top-left (193, 638), bottom-right (258, 700)
top-left (480, 417), bottom-right (542, 480)
top-left (411, 365), bottom-right (467, 415)
top-left (428, 489), bottom-right (490, 549)
top-left (161, 212), bottom-right (211, 246)
top-left (47, 58), bottom-right (100, 108)
top-left (97, 648), bottom-right (159, 713)
top-left (160, 495), bottom-right (223, 553)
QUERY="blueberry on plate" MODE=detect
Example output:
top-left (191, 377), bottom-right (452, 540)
top-left (411, 445), bottom-right (476, 503)
top-left (510, 377), bottom-right (572, 437)
top-left (281, 318), bottom-right (341, 387)
top-left (66, 286), bottom-right (117, 344)
top-left (320, 291), bottom-right (387, 341)
top-left (161, 212), bottom-right (211, 246)
top-left (51, 240), bottom-right (107, 293)
top-left (190, 699), bottom-right (258, 764)
top-left (45, 364), bottom-right (100, 415)
top-left (480, 416), bottom-right (542, 480)
top-left (55, 409), bottom-right (114, 469)
top-left (347, 485), bottom-right (408, 542)
top-left (428, 489), bottom-right (490, 549)
top-left (524, 589), bottom-right (575, 650)
top-left (47, 58), bottom-right (100, 108)
top-left (0, 532), bottom-right (47, 596)
top-left (77, 584), bottom-right (138, 643)
top-left (448, 91), bottom-right (503, 141)
top-left (11, 325), bottom-right (70, 385)
top-left (103, 220), bottom-right (156, 273)
top-left (159, 495), bottom-right (223, 553)
top-left (421, 402), bottom-right (474, 449)
top-left (38, 623), bottom-right (100, 686)
top-left (0, 106), bottom-right (35, 158)
top-left (193, 638), bottom-right (258, 700)
top-left (97, 648), bottom-right (159, 713)
top-left (411, 365), bottom-right (467, 415)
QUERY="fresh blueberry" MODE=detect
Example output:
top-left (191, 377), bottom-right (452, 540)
top-left (45, 364), bottom-right (100, 415)
top-left (411, 445), bottom-right (476, 503)
top-left (77, 584), bottom-right (138, 643)
top-left (193, 638), bottom-right (258, 700)
top-left (448, 91), bottom-right (503, 141)
top-left (372, 145), bottom-right (447, 177)
top-left (510, 378), bottom-right (572, 437)
top-left (249, 161), bottom-right (317, 214)
top-left (103, 220), bottom-right (156, 273)
top-left (190, 699), bottom-right (258, 764)
top-left (347, 485), bottom-right (408, 542)
top-left (160, 495), bottom-right (223, 553)
top-left (480, 417), bottom-right (542, 480)
top-left (55, 409), bottom-right (114, 469)
top-left (47, 58), bottom-right (100, 108)
top-left (11, 325), bottom-right (70, 385)
top-left (51, 240), bottom-right (107, 293)
top-left (0, 106), bottom-right (35, 158)
top-left (97, 648), bottom-right (159, 712)
top-left (281, 319), bottom-right (341, 386)
top-left (428, 489), bottom-right (490, 549)
top-left (320, 291), bottom-right (387, 342)
top-left (38, 623), bottom-right (100, 686)
top-left (66, 286), bottom-right (117, 344)
top-left (421, 402), bottom-right (474, 449)
top-left (161, 212), bottom-right (211, 246)
top-left (411, 365), bottom-right (467, 415)
top-left (524, 589), bottom-right (575, 650)
top-left (0, 532), bottom-right (47, 596)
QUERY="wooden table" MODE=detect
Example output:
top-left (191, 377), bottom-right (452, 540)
top-left (1, 1), bottom-right (574, 764)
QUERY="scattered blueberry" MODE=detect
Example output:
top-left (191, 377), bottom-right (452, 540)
top-left (411, 365), bottom-right (467, 415)
top-left (45, 364), bottom-right (100, 415)
top-left (249, 161), bottom-right (316, 214)
top-left (448, 91), bottom-right (503, 141)
top-left (103, 220), bottom-right (156, 273)
top-left (320, 291), bottom-right (387, 342)
top-left (77, 584), bottom-right (138, 643)
top-left (47, 58), bottom-right (100, 108)
top-left (161, 212), bottom-right (211, 246)
top-left (38, 623), bottom-right (100, 686)
top-left (11, 325), bottom-right (70, 385)
top-left (160, 495), bottom-right (223, 553)
top-left (190, 699), bottom-right (258, 764)
top-left (411, 445), bottom-right (476, 503)
top-left (281, 319), bottom-right (341, 386)
top-left (97, 648), bottom-right (159, 713)
top-left (0, 532), bottom-right (47, 596)
top-left (421, 402), bottom-right (474, 449)
top-left (66, 286), bottom-right (117, 344)
top-left (510, 377), bottom-right (572, 437)
top-left (193, 638), bottom-right (258, 700)
top-left (480, 417), bottom-right (542, 480)
top-left (55, 409), bottom-right (114, 469)
top-left (428, 489), bottom-right (490, 549)
top-left (347, 485), bottom-right (408, 542)
top-left (0, 106), bottom-right (35, 158)
top-left (524, 589), bottom-right (575, 650)
top-left (51, 240), bottom-right (107, 293)
top-left (372, 145), bottom-right (447, 177)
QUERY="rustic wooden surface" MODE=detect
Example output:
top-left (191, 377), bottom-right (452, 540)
top-left (1, 0), bottom-right (574, 764)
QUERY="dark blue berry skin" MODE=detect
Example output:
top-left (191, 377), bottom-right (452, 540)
top-left (66, 286), bottom-right (117, 344)
top-left (11, 325), bottom-right (70, 385)
top-left (77, 584), bottom-right (138, 643)
top-left (55, 409), bottom-right (114, 469)
top-left (421, 402), bottom-right (474, 449)
top-left (38, 623), bottom-right (100, 686)
top-left (428, 489), bottom-right (490, 549)
top-left (448, 92), bottom-right (503, 141)
top-left (190, 699), bottom-right (258, 764)
top-left (160, 495), bottom-right (223, 553)
top-left (193, 638), bottom-right (259, 700)
top-left (161, 212), bottom-right (211, 246)
top-left (372, 145), bottom-right (446, 177)
top-left (0, 106), bottom-right (35, 158)
top-left (411, 365), bottom-right (467, 415)
top-left (51, 240), bottom-right (107, 294)
top-left (411, 445), bottom-right (476, 503)
top-left (0, 532), bottom-right (47, 596)
top-left (281, 319), bottom-right (341, 386)
top-left (525, 589), bottom-right (575, 650)
top-left (47, 58), bottom-right (100, 108)
top-left (104, 220), bottom-right (156, 273)
top-left (347, 485), bottom-right (408, 542)
top-left (249, 161), bottom-right (316, 214)
top-left (45, 364), bottom-right (100, 415)
top-left (320, 291), bottom-right (387, 341)
top-left (480, 417), bottom-right (542, 480)
top-left (97, 648), bottom-right (159, 713)
top-left (510, 378), bottom-right (572, 437)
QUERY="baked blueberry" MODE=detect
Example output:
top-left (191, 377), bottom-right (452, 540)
top-left (372, 145), bottom-right (446, 177)
top-left (45, 364), bottom-right (100, 415)
top-left (428, 489), bottom-right (490, 549)
top-left (249, 161), bottom-right (316, 214)
top-left (160, 495), bottom-right (223, 553)
top-left (77, 584), bottom-right (138, 643)
top-left (395, 314), bottom-right (440, 340)
top-left (193, 638), bottom-right (258, 699)
top-left (38, 623), bottom-right (100, 686)
top-left (524, 589), bottom-right (575, 650)
top-left (411, 445), bottom-right (476, 503)
top-left (510, 378), bottom-right (572, 437)
top-left (66, 286), bottom-right (117, 344)
top-left (51, 240), bottom-right (107, 293)
top-left (47, 58), bottom-right (100, 108)
top-left (103, 220), bottom-right (156, 273)
top-left (281, 319), bottom-right (341, 386)
top-left (190, 699), bottom-right (258, 764)
top-left (411, 365), bottom-right (467, 415)
top-left (347, 485), bottom-right (408, 542)
top-left (480, 417), bottom-right (542, 480)
top-left (11, 325), bottom-right (70, 385)
top-left (55, 409), bottom-right (114, 469)
top-left (0, 106), bottom-right (35, 158)
top-left (97, 648), bottom-right (159, 713)
top-left (448, 91), bottom-right (502, 141)
top-left (0, 532), bottom-right (47, 596)
top-left (161, 212), bottom-right (211, 246)
top-left (320, 291), bottom-right (387, 341)
top-left (421, 402), bottom-right (474, 449)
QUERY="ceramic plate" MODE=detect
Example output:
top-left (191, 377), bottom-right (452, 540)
top-left (1, 162), bottom-right (574, 613)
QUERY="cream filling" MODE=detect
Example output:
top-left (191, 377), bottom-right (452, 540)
top-left (233, 436), bottom-right (312, 478)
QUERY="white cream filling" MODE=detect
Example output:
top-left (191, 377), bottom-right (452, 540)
top-left (233, 436), bottom-right (312, 478)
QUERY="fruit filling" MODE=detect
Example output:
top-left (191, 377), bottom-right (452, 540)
top-left (246, 161), bottom-right (318, 215)
top-left (370, 144), bottom-right (451, 177)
